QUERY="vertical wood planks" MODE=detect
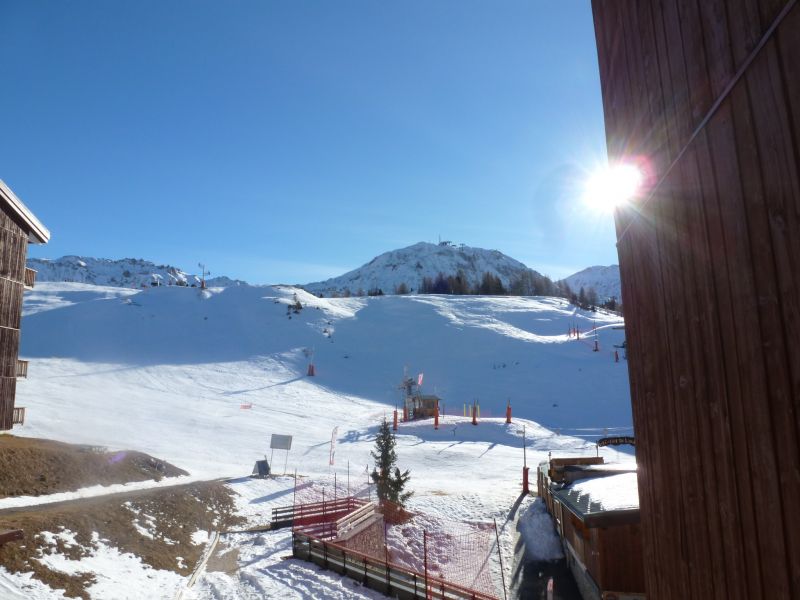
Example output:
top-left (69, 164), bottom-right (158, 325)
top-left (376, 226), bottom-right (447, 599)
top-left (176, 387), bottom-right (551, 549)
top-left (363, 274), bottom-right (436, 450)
top-left (591, 0), bottom-right (800, 597)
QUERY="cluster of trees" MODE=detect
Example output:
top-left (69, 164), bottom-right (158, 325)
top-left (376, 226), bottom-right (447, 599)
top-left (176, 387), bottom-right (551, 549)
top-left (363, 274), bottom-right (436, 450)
top-left (418, 270), bottom-right (507, 295)
top-left (317, 269), bottom-right (622, 314)
top-left (566, 285), bottom-right (622, 314)
top-left (416, 269), bottom-right (564, 297)
top-left (323, 287), bottom-right (386, 298)
top-left (413, 269), bottom-right (622, 314)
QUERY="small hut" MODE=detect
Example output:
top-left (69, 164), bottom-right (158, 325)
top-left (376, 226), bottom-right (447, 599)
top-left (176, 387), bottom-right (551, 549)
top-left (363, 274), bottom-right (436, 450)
top-left (398, 376), bottom-right (440, 420)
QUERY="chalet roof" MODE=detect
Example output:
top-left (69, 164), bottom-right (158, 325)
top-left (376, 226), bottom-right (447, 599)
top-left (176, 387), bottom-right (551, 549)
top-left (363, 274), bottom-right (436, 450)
top-left (0, 179), bottom-right (50, 243)
top-left (552, 472), bottom-right (640, 528)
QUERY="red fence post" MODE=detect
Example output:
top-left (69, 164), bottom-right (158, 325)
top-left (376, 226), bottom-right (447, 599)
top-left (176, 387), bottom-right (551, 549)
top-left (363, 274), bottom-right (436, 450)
top-left (522, 466), bottom-right (530, 495)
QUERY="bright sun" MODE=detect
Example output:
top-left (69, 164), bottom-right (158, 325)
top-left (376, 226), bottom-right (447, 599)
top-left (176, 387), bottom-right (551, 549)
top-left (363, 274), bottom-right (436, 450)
top-left (583, 164), bottom-right (643, 212)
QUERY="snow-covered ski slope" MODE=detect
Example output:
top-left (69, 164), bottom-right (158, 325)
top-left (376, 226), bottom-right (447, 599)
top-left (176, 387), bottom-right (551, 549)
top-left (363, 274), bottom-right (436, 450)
top-left (9, 282), bottom-right (633, 599)
top-left (17, 282), bottom-right (630, 480)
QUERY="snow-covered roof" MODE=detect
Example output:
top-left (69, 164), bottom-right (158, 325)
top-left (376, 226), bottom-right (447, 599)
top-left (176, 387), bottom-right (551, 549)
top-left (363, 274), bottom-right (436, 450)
top-left (0, 179), bottom-right (50, 243)
top-left (553, 472), bottom-right (639, 527)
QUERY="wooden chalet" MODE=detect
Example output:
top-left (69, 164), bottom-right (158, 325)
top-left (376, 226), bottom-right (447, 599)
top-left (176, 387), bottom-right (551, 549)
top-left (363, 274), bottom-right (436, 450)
top-left (592, 2), bottom-right (800, 597)
top-left (538, 457), bottom-right (644, 600)
top-left (0, 180), bottom-right (50, 430)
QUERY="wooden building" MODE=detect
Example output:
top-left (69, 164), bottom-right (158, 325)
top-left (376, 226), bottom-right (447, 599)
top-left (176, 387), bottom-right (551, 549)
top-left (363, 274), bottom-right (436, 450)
top-left (398, 376), bottom-right (441, 420)
top-left (538, 457), bottom-right (643, 600)
top-left (0, 180), bottom-right (50, 430)
top-left (591, 2), bottom-right (800, 598)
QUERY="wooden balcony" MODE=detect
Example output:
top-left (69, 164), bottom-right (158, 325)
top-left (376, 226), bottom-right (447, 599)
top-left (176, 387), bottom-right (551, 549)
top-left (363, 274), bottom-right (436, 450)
top-left (24, 267), bottom-right (36, 289)
top-left (12, 407), bottom-right (25, 425)
top-left (16, 359), bottom-right (28, 379)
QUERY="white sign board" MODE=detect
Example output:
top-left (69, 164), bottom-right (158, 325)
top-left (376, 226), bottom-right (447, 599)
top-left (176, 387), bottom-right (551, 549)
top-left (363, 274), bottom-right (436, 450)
top-left (270, 434), bottom-right (293, 451)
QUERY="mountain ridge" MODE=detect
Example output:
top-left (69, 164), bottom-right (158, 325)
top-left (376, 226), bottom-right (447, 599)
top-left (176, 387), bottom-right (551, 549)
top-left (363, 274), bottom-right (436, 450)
top-left (27, 256), bottom-right (246, 289)
top-left (302, 241), bottom-right (542, 296)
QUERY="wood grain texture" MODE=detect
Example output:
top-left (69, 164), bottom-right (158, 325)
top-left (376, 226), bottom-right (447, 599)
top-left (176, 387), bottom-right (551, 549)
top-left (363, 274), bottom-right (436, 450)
top-left (591, 1), bottom-right (800, 598)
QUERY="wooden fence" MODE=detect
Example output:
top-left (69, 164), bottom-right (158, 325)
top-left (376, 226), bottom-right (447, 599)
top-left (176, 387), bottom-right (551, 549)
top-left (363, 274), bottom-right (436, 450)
top-left (292, 531), bottom-right (498, 600)
top-left (271, 496), bottom-right (366, 531)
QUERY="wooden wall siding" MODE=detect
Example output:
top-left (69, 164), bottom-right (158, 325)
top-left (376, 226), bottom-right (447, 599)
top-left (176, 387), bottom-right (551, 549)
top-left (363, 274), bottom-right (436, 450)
top-left (591, 1), bottom-right (800, 599)
top-left (0, 328), bottom-right (20, 379)
top-left (0, 279), bottom-right (23, 331)
top-left (0, 226), bottom-right (26, 283)
top-left (0, 378), bottom-right (15, 430)
top-left (597, 525), bottom-right (645, 593)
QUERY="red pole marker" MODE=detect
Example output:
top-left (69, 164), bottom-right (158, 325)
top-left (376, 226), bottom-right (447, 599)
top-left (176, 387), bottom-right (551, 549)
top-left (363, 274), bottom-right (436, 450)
top-left (522, 466), bottom-right (530, 494)
top-left (472, 404), bottom-right (477, 426)
top-left (506, 400), bottom-right (512, 424)
top-left (434, 405), bottom-right (439, 430)
top-left (393, 409), bottom-right (398, 431)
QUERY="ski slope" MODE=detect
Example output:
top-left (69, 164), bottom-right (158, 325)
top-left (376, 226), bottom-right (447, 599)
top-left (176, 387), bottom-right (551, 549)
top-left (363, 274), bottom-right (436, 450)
top-left (8, 282), bottom-right (633, 599)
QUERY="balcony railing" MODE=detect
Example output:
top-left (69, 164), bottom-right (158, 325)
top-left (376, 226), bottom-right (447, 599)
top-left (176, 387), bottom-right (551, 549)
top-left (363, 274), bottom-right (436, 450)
top-left (12, 407), bottom-right (25, 426)
top-left (16, 359), bottom-right (28, 379)
top-left (24, 267), bottom-right (36, 289)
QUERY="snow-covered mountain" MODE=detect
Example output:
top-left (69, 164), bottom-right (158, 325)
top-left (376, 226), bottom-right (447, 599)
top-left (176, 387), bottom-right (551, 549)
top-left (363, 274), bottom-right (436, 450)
top-left (303, 242), bottom-right (538, 296)
top-left (27, 256), bottom-right (246, 288)
top-left (561, 265), bottom-right (621, 302)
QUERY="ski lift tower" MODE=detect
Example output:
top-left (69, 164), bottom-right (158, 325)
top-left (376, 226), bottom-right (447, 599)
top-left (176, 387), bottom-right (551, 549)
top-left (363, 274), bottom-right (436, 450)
top-left (198, 263), bottom-right (210, 289)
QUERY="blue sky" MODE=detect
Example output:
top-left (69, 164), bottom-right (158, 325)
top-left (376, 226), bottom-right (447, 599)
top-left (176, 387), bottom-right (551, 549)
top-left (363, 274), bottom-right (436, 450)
top-left (1, 1), bottom-right (615, 284)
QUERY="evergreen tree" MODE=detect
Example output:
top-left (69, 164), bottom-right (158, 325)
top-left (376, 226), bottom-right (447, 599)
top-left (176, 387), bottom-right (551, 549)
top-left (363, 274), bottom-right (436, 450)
top-left (586, 287), bottom-right (599, 309)
top-left (370, 419), bottom-right (413, 506)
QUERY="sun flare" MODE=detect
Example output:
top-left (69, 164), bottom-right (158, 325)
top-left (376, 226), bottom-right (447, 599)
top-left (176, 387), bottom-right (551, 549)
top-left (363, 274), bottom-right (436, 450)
top-left (583, 164), bottom-right (643, 212)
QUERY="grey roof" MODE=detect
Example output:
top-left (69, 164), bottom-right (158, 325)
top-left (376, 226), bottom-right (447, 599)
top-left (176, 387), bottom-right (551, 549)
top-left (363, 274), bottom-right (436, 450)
top-left (0, 179), bottom-right (50, 243)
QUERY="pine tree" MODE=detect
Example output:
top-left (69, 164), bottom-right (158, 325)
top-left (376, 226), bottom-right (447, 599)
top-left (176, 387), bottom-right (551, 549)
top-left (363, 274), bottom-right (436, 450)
top-left (371, 419), bottom-right (413, 506)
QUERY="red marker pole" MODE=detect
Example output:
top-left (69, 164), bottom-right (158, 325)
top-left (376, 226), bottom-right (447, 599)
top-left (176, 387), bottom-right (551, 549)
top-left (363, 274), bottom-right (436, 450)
top-left (393, 410), bottom-right (398, 431)
top-left (472, 403), bottom-right (477, 426)
top-left (506, 400), bottom-right (512, 424)
top-left (434, 405), bottom-right (439, 430)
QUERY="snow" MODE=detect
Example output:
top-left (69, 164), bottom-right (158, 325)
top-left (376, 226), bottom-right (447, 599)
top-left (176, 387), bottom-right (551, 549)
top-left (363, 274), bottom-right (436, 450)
top-left (0, 476), bottom-right (202, 511)
top-left (561, 265), bottom-right (621, 302)
top-left (6, 281), bottom-right (635, 598)
top-left (517, 498), bottom-right (564, 562)
top-left (303, 241), bottom-right (539, 296)
top-left (569, 472), bottom-right (639, 512)
top-left (35, 531), bottom-right (183, 599)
